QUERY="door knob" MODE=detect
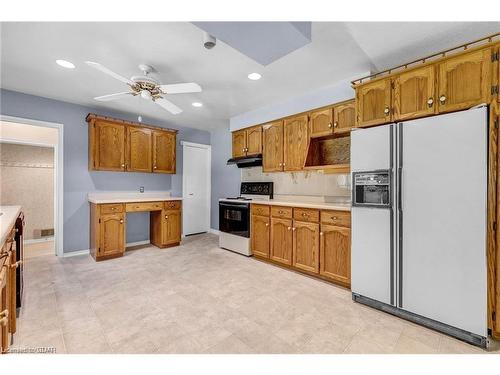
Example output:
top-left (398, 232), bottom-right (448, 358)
top-left (439, 95), bottom-right (446, 104)
top-left (427, 97), bottom-right (434, 107)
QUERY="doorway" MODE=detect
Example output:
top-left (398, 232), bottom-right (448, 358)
top-left (0, 115), bottom-right (64, 256)
top-left (181, 141), bottom-right (211, 236)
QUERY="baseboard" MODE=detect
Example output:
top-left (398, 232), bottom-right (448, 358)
top-left (126, 240), bottom-right (150, 247)
top-left (25, 236), bottom-right (55, 245)
top-left (62, 240), bottom-right (151, 257)
top-left (209, 228), bottom-right (220, 235)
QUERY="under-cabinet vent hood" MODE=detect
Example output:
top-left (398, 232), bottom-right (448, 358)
top-left (227, 154), bottom-right (263, 168)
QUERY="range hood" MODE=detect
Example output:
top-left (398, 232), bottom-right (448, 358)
top-left (227, 154), bottom-right (263, 168)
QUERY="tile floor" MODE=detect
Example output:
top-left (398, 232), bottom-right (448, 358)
top-left (24, 240), bottom-right (55, 259)
top-left (12, 234), bottom-right (500, 354)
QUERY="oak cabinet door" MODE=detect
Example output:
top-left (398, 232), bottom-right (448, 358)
top-left (163, 209), bottom-right (181, 245)
top-left (438, 47), bottom-right (491, 113)
top-left (333, 100), bottom-right (355, 133)
top-left (232, 130), bottom-right (247, 158)
top-left (127, 126), bottom-right (152, 172)
top-left (292, 221), bottom-right (320, 273)
top-left (245, 126), bottom-right (262, 156)
top-left (152, 130), bottom-right (176, 174)
top-left (310, 108), bottom-right (333, 138)
top-left (251, 214), bottom-right (270, 258)
top-left (0, 267), bottom-right (8, 353)
top-left (497, 45), bottom-right (500, 104)
top-left (393, 65), bottom-right (437, 121)
top-left (270, 218), bottom-right (293, 265)
top-left (283, 114), bottom-right (309, 171)
top-left (94, 121), bottom-right (126, 171)
top-left (320, 224), bottom-right (351, 285)
top-left (262, 121), bottom-right (284, 172)
top-left (355, 78), bottom-right (392, 127)
top-left (99, 213), bottom-right (125, 257)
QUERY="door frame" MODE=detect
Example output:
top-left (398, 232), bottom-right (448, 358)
top-left (180, 141), bottom-right (211, 235)
top-left (0, 115), bottom-right (64, 257)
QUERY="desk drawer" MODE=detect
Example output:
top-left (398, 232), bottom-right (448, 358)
top-left (126, 202), bottom-right (164, 212)
top-left (320, 210), bottom-right (351, 227)
top-left (164, 201), bottom-right (181, 210)
top-left (293, 208), bottom-right (319, 223)
top-left (100, 204), bottom-right (124, 215)
top-left (271, 206), bottom-right (293, 219)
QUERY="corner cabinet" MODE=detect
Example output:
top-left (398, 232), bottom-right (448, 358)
top-left (87, 113), bottom-right (177, 174)
top-left (355, 78), bottom-right (392, 127)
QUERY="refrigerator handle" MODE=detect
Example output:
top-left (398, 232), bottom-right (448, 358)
top-left (398, 167), bottom-right (403, 211)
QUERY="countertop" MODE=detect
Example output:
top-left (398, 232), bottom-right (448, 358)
top-left (0, 205), bottom-right (22, 247)
top-left (219, 197), bottom-right (351, 211)
top-left (88, 192), bottom-right (183, 204)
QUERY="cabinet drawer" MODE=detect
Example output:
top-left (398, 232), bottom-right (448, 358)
top-left (100, 204), bottom-right (124, 214)
top-left (293, 208), bottom-right (319, 223)
top-left (251, 204), bottom-right (270, 217)
top-left (126, 202), bottom-right (163, 212)
top-left (164, 201), bottom-right (181, 210)
top-left (271, 206), bottom-right (293, 219)
top-left (320, 210), bottom-right (351, 227)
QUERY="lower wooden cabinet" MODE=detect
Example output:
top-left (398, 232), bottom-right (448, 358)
top-left (270, 217), bottom-right (293, 265)
top-left (162, 209), bottom-right (182, 246)
top-left (320, 224), bottom-right (351, 286)
top-left (293, 221), bottom-right (320, 273)
top-left (251, 214), bottom-right (270, 258)
top-left (98, 213), bottom-right (126, 258)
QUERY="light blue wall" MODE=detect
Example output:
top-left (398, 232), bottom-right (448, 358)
top-left (210, 127), bottom-right (240, 229)
top-left (0, 89), bottom-right (210, 252)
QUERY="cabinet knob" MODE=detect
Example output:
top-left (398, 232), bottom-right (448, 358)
top-left (0, 316), bottom-right (8, 327)
top-left (320, 232), bottom-right (324, 236)
top-left (0, 309), bottom-right (8, 319)
top-left (328, 123), bottom-right (333, 128)
top-left (302, 212), bottom-right (308, 217)
top-left (154, 165), bottom-right (157, 169)
top-left (292, 227), bottom-right (296, 231)
top-left (119, 219), bottom-right (124, 224)
top-left (112, 207), bottom-right (116, 210)
top-left (265, 223), bottom-right (269, 227)
top-left (165, 215), bottom-right (169, 219)
top-left (287, 226), bottom-right (291, 231)
top-left (10, 260), bottom-right (22, 269)
top-left (121, 163), bottom-right (125, 168)
top-left (439, 95), bottom-right (447, 104)
top-left (427, 97), bottom-right (434, 107)
top-left (332, 216), bottom-right (338, 220)
top-left (334, 121), bottom-right (338, 128)
top-left (279, 210), bottom-right (284, 214)
top-left (384, 106), bottom-right (390, 115)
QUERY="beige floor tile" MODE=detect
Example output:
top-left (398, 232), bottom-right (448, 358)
top-left (393, 334), bottom-right (439, 354)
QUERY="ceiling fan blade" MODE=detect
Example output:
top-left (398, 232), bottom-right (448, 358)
top-left (94, 92), bottom-right (134, 101)
top-left (155, 97), bottom-right (182, 115)
top-left (85, 61), bottom-right (134, 85)
top-left (159, 82), bottom-right (202, 94)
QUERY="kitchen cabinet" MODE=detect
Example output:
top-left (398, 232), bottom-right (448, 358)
top-left (310, 107), bottom-right (333, 138)
top-left (283, 114), bottom-right (309, 171)
top-left (152, 130), bottom-right (176, 174)
top-left (320, 224), bottom-right (351, 286)
top-left (232, 130), bottom-right (246, 158)
top-left (262, 121), bottom-right (284, 172)
top-left (232, 126), bottom-right (262, 158)
top-left (91, 120), bottom-right (126, 171)
top-left (270, 217), bottom-right (293, 265)
top-left (99, 213), bottom-right (126, 258)
top-left (497, 45), bottom-right (500, 104)
top-left (293, 220), bottom-right (320, 273)
top-left (437, 47), bottom-right (492, 113)
top-left (1, 263), bottom-right (8, 354)
top-left (251, 214), bottom-right (270, 258)
top-left (127, 126), bottom-right (152, 172)
top-left (162, 209), bottom-right (182, 246)
top-left (393, 65), bottom-right (437, 121)
top-left (333, 100), bottom-right (355, 133)
top-left (356, 78), bottom-right (392, 127)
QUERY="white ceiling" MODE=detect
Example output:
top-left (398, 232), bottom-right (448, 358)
top-left (1, 22), bottom-right (499, 131)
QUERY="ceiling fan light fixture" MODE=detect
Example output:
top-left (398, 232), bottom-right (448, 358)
top-left (192, 102), bottom-right (203, 107)
top-left (56, 59), bottom-right (75, 69)
top-left (140, 90), bottom-right (152, 100)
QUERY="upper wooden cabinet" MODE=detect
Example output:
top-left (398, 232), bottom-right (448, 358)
top-left (356, 78), bottom-right (392, 127)
top-left (152, 130), bottom-right (176, 174)
top-left (283, 114), bottom-right (309, 171)
top-left (497, 45), bottom-right (500, 104)
top-left (232, 126), bottom-right (262, 158)
top-left (262, 121), bottom-right (284, 172)
top-left (333, 100), bottom-right (355, 133)
top-left (127, 126), bottom-right (152, 172)
top-left (310, 108), bottom-right (333, 138)
top-left (438, 48), bottom-right (492, 113)
top-left (393, 65), bottom-right (437, 121)
top-left (92, 120), bottom-right (126, 171)
top-left (87, 114), bottom-right (177, 174)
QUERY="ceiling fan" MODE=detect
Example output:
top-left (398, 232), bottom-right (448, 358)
top-left (85, 62), bottom-right (202, 115)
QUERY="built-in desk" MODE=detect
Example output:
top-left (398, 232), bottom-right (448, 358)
top-left (88, 193), bottom-right (182, 261)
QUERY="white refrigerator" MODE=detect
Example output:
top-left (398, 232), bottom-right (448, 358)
top-left (351, 107), bottom-right (488, 347)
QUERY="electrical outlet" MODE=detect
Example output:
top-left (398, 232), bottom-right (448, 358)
top-left (139, 186), bottom-right (145, 193)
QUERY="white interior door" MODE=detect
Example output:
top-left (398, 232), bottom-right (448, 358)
top-left (400, 108), bottom-right (487, 336)
top-left (182, 142), bottom-right (211, 235)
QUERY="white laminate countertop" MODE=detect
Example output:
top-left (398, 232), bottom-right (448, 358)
top-left (251, 200), bottom-right (351, 211)
top-left (88, 191), bottom-right (183, 204)
top-left (0, 205), bottom-right (22, 246)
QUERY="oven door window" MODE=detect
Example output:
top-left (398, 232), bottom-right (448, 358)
top-left (219, 203), bottom-right (250, 238)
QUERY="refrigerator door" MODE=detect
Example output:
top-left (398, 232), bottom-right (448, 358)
top-left (351, 124), bottom-right (393, 171)
top-left (400, 107), bottom-right (487, 337)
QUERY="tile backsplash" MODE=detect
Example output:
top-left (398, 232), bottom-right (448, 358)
top-left (241, 167), bottom-right (351, 198)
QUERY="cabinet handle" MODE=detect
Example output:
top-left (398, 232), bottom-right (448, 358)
top-left (0, 309), bottom-right (8, 319)
top-left (427, 97), bottom-right (434, 107)
top-left (302, 212), bottom-right (308, 217)
top-left (265, 223), bottom-right (269, 227)
top-left (119, 219), bottom-right (124, 224)
top-left (165, 215), bottom-right (169, 219)
top-left (334, 121), bottom-right (338, 128)
top-left (328, 122), bottom-right (333, 128)
top-left (10, 260), bottom-right (22, 269)
top-left (121, 163), bottom-right (125, 168)
top-left (0, 317), bottom-right (7, 327)
top-left (279, 210), bottom-right (284, 214)
top-left (320, 232), bottom-right (324, 236)
top-left (292, 227), bottom-right (296, 231)
top-left (384, 106), bottom-right (390, 115)
top-left (111, 207), bottom-right (116, 210)
top-left (154, 165), bottom-right (157, 169)
top-left (439, 95), bottom-right (446, 104)
top-left (287, 226), bottom-right (291, 231)
top-left (331, 216), bottom-right (338, 220)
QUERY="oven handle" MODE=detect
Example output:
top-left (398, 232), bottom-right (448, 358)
top-left (219, 202), bottom-right (250, 209)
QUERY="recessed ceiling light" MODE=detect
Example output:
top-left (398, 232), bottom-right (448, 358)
top-left (192, 102), bottom-right (203, 107)
top-left (247, 73), bottom-right (261, 81)
top-left (56, 59), bottom-right (75, 69)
